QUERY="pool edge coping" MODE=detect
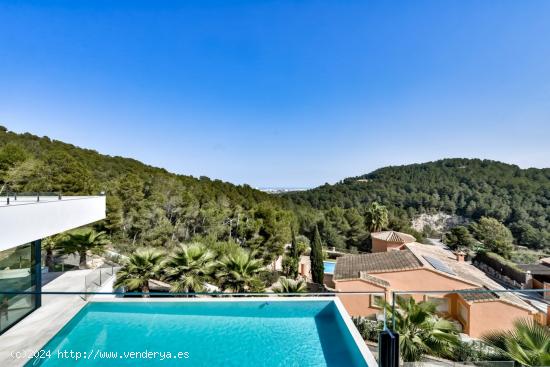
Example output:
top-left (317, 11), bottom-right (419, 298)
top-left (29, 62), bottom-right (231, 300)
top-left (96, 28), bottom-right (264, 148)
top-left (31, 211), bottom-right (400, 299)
top-left (333, 297), bottom-right (379, 367)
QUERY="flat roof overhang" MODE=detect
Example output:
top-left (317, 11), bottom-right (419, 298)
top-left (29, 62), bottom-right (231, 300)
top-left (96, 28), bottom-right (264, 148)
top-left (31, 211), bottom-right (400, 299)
top-left (518, 264), bottom-right (550, 276)
top-left (0, 195), bottom-right (106, 251)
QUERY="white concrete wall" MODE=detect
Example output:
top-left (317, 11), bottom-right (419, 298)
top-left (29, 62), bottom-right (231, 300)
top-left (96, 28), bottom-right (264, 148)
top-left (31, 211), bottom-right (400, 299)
top-left (0, 196), bottom-right (106, 251)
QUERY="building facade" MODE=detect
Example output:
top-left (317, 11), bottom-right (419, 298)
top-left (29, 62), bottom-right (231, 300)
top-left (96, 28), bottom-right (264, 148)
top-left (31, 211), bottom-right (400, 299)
top-left (370, 231), bottom-right (416, 253)
top-left (333, 241), bottom-right (542, 338)
top-left (0, 195), bottom-right (105, 334)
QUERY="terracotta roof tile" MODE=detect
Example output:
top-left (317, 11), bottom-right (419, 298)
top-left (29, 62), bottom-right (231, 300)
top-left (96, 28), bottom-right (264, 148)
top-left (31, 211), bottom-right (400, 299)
top-left (334, 249), bottom-right (423, 280)
top-left (371, 231), bottom-right (416, 243)
top-left (459, 287), bottom-right (499, 302)
top-left (405, 243), bottom-right (537, 312)
top-left (386, 231), bottom-right (406, 243)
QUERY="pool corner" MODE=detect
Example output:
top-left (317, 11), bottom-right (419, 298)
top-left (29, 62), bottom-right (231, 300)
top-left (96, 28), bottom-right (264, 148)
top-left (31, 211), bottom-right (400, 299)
top-left (332, 297), bottom-right (378, 367)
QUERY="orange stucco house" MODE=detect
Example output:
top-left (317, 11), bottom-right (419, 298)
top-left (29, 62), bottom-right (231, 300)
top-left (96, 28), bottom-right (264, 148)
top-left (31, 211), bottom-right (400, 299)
top-left (371, 231), bottom-right (416, 253)
top-left (333, 241), bottom-right (542, 338)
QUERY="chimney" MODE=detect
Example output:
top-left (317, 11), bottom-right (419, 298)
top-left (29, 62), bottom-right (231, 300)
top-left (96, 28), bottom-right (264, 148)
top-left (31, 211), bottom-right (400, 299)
top-left (455, 251), bottom-right (466, 262)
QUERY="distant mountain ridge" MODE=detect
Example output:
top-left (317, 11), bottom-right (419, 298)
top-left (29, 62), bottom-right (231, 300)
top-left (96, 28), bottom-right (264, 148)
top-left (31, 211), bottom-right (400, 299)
top-left (0, 126), bottom-right (273, 200)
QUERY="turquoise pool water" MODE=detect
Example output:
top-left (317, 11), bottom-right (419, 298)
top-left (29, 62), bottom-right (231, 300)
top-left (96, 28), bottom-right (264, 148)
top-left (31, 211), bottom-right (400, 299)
top-left (324, 261), bottom-right (336, 274)
top-left (28, 301), bottom-right (368, 367)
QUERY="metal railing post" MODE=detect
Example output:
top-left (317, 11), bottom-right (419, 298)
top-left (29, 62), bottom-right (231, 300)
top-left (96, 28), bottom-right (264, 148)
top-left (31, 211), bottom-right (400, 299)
top-left (82, 278), bottom-right (87, 301)
top-left (391, 291), bottom-right (396, 331)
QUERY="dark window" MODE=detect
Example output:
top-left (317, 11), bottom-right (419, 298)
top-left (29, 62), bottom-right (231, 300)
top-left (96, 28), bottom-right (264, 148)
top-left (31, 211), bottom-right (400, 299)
top-left (0, 241), bottom-right (40, 334)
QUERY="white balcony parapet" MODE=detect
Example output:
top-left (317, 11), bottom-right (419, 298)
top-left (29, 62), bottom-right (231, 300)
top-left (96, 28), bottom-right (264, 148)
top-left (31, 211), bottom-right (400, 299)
top-left (0, 195), bottom-right (106, 251)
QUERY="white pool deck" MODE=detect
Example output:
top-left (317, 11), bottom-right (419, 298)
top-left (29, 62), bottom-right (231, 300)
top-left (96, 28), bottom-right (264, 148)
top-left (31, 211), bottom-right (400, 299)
top-left (0, 270), bottom-right (378, 367)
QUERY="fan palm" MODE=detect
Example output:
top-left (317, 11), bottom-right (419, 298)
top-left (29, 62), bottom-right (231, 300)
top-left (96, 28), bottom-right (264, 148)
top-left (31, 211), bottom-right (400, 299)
top-left (164, 243), bottom-right (216, 293)
top-left (114, 248), bottom-right (165, 296)
top-left (58, 228), bottom-right (110, 269)
top-left (482, 318), bottom-right (550, 367)
top-left (383, 296), bottom-right (460, 362)
top-left (42, 233), bottom-right (68, 271)
top-left (273, 277), bottom-right (307, 294)
top-left (365, 202), bottom-right (389, 232)
top-left (216, 248), bottom-right (266, 293)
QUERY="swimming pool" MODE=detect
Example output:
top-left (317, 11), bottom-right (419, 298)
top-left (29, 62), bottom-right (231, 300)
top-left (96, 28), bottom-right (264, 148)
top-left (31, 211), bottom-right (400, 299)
top-left (324, 261), bottom-right (336, 274)
top-left (28, 299), bottom-right (374, 366)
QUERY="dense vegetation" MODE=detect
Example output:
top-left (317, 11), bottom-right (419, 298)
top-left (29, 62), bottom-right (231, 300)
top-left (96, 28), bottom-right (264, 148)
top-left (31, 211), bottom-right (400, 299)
top-left (287, 159), bottom-right (550, 250)
top-left (443, 217), bottom-right (515, 258)
top-left (1, 127), bottom-right (549, 261)
top-left (482, 318), bottom-right (550, 367)
top-left (114, 244), bottom-right (269, 294)
top-left (0, 127), bottom-right (407, 257)
top-left (353, 298), bottom-right (545, 365)
top-left (3, 128), bottom-right (545, 365)
top-left (0, 127), bottom-right (295, 263)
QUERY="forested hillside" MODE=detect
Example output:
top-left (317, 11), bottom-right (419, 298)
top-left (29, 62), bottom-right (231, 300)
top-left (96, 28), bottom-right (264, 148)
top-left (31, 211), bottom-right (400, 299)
top-left (2, 127), bottom-right (549, 256)
top-left (0, 127), bottom-right (296, 261)
top-left (286, 159), bottom-right (550, 250)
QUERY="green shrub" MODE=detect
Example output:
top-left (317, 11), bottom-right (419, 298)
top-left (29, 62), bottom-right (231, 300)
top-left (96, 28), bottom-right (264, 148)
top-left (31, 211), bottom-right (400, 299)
top-left (352, 317), bottom-right (383, 342)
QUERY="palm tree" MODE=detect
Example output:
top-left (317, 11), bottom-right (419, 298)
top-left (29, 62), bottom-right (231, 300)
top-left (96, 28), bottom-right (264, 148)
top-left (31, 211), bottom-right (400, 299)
top-left (216, 248), bottom-right (266, 293)
top-left (482, 318), bottom-right (550, 367)
top-left (42, 233), bottom-right (68, 271)
top-left (164, 243), bottom-right (216, 293)
top-left (365, 202), bottom-right (389, 232)
top-left (58, 228), bottom-right (110, 269)
top-left (273, 277), bottom-right (307, 294)
top-left (114, 248), bottom-right (165, 296)
top-left (383, 296), bottom-right (460, 362)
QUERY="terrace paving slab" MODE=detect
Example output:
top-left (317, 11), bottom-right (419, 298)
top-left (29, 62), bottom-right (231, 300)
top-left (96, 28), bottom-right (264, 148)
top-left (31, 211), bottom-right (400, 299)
top-left (0, 269), bottom-right (92, 367)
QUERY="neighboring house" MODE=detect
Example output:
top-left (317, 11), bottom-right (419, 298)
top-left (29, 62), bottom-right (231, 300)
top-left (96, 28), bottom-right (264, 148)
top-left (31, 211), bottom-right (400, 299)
top-left (298, 255), bottom-right (312, 281)
top-left (268, 243), bottom-right (292, 272)
top-left (518, 259), bottom-right (550, 300)
top-left (0, 194), bottom-right (106, 334)
top-left (370, 231), bottom-right (415, 253)
top-left (333, 241), bottom-right (542, 338)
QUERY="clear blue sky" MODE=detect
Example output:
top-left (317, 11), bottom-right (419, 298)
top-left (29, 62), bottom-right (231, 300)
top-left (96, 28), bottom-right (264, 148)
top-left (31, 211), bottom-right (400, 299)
top-left (1, 1), bottom-right (549, 187)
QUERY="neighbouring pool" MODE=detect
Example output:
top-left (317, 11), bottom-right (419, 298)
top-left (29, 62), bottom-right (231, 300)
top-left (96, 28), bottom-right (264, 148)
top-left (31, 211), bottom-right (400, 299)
top-left (28, 300), bottom-right (371, 367)
top-left (324, 261), bottom-right (336, 274)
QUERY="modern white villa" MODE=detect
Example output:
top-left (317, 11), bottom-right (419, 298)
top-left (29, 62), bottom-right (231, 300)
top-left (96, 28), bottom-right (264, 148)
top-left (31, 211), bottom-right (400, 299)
top-left (0, 194), bottom-right (106, 334)
top-left (0, 194), bottom-right (378, 367)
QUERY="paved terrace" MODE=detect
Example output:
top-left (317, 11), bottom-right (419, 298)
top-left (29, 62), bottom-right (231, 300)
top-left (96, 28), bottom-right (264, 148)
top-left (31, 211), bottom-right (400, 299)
top-left (0, 270), bottom-right (94, 367)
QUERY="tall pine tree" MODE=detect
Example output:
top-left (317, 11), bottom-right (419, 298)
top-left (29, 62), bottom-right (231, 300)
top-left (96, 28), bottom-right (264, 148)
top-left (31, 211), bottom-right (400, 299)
top-left (310, 225), bottom-right (324, 284)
